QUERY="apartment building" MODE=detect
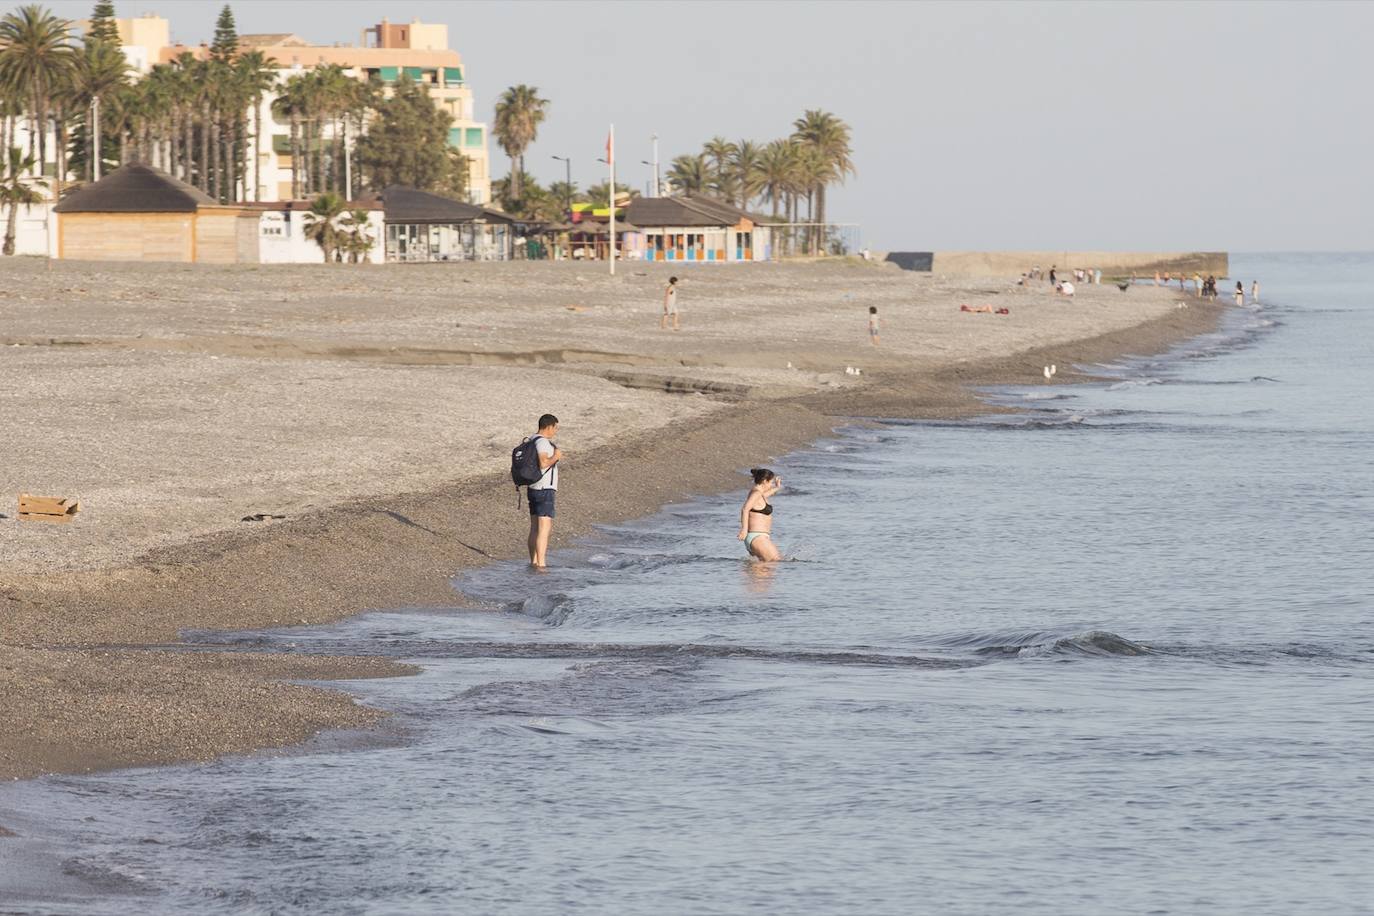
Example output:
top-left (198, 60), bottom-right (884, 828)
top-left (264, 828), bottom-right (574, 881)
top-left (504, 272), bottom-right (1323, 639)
top-left (90, 14), bottom-right (493, 204)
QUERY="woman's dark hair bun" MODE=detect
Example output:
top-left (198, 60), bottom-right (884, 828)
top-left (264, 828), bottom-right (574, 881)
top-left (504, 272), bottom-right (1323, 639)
top-left (750, 467), bottom-right (776, 484)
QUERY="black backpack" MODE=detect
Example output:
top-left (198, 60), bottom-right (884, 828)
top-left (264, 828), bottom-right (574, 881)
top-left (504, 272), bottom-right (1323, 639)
top-left (511, 436), bottom-right (554, 506)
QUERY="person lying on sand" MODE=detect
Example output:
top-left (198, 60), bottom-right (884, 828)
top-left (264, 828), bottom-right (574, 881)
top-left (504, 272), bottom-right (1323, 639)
top-left (738, 468), bottom-right (783, 562)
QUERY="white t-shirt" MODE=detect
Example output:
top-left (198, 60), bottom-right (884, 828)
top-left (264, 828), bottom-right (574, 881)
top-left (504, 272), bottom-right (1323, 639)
top-left (1061, 281), bottom-right (1075, 296)
top-left (528, 436), bottom-right (558, 490)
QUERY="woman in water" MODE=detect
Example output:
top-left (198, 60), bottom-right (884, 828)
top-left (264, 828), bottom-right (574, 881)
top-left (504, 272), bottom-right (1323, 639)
top-left (738, 467), bottom-right (783, 561)
top-left (1235, 281), bottom-right (1245, 305)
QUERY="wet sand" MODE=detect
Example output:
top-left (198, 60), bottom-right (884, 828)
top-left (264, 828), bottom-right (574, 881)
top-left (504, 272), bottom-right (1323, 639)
top-left (0, 258), bottom-right (1224, 792)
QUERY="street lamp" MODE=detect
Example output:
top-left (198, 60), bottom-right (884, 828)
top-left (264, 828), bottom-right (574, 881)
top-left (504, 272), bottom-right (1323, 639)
top-left (650, 133), bottom-right (659, 198)
top-left (551, 155), bottom-right (571, 216)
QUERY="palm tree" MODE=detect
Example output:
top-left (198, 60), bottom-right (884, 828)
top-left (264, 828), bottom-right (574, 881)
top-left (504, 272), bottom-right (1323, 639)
top-left (757, 139), bottom-right (792, 221)
top-left (492, 84), bottom-right (547, 204)
top-left (235, 52), bottom-right (276, 201)
top-left (547, 179), bottom-right (580, 214)
top-left (273, 74), bottom-right (308, 197)
top-left (0, 5), bottom-right (77, 178)
top-left (1, 145), bottom-right (46, 254)
top-left (167, 53), bottom-right (200, 181)
top-left (731, 139), bottom-right (763, 209)
top-left (790, 143), bottom-right (829, 253)
top-left (666, 152), bottom-right (706, 193)
top-left (68, 38), bottom-right (128, 180)
top-left (585, 180), bottom-right (637, 209)
top-left (312, 64), bottom-right (353, 195)
top-left (701, 136), bottom-right (738, 203)
top-left (791, 109), bottom-right (854, 253)
top-left (0, 81), bottom-right (22, 156)
top-left (337, 207), bottom-right (374, 263)
top-left (303, 191), bottom-right (345, 262)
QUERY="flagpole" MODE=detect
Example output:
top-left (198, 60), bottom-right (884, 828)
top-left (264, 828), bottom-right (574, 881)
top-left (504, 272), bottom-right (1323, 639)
top-left (608, 123), bottom-right (616, 276)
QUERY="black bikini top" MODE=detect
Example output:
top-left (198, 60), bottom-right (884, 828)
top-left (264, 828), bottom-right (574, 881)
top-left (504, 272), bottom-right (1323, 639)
top-left (750, 501), bottom-right (773, 516)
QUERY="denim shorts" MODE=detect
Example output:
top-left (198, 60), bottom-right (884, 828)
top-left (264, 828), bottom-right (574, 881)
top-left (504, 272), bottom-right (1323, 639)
top-left (528, 488), bottom-right (556, 518)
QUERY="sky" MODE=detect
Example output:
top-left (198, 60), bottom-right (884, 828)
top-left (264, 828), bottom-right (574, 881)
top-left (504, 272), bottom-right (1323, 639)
top-left (28, 0), bottom-right (1374, 250)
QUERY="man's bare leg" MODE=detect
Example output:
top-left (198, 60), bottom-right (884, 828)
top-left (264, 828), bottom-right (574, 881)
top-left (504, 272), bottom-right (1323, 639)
top-left (528, 515), bottom-right (540, 565)
top-left (532, 516), bottom-right (554, 567)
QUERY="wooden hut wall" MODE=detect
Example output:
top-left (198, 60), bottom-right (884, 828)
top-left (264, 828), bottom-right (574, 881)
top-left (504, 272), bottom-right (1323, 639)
top-left (58, 212), bottom-right (195, 262)
top-left (194, 210), bottom-right (247, 264)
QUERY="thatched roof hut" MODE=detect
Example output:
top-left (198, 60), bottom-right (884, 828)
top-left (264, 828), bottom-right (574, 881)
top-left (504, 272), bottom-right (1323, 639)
top-left (54, 163), bottom-right (214, 213)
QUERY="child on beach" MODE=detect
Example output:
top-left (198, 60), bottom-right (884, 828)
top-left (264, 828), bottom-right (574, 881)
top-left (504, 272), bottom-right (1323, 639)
top-left (662, 276), bottom-right (680, 331)
top-left (868, 306), bottom-right (880, 346)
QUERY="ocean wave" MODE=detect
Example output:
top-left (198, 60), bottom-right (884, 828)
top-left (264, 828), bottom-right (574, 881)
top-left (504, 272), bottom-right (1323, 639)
top-left (1107, 378), bottom-right (1165, 390)
top-left (929, 628), bottom-right (1154, 659)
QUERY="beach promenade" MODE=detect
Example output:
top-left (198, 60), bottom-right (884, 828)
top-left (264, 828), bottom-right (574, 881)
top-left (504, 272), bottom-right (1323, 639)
top-left (0, 258), bottom-right (1224, 782)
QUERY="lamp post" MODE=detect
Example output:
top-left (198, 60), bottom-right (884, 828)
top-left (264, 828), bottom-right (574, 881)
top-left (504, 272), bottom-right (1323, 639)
top-left (551, 154), bottom-right (571, 216)
top-left (650, 132), bottom-right (659, 197)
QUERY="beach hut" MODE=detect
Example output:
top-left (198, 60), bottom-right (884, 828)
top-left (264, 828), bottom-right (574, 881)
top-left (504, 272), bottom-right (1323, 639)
top-left (53, 163), bottom-right (259, 263)
top-left (624, 193), bottom-right (771, 262)
top-left (566, 219), bottom-right (639, 261)
top-left (375, 186), bottom-right (515, 262)
top-left (243, 199), bottom-right (386, 264)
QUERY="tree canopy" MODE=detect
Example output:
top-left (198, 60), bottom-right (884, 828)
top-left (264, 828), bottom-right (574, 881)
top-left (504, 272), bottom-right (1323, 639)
top-left (354, 75), bottom-right (466, 196)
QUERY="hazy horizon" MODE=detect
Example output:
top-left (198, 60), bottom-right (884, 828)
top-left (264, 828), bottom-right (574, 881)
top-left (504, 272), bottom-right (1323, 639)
top-left (23, 0), bottom-right (1374, 251)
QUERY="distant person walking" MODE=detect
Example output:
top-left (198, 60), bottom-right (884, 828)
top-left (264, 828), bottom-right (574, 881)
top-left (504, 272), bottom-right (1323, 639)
top-left (1235, 281), bottom-right (1245, 306)
top-left (738, 468), bottom-right (783, 561)
top-left (1194, 273), bottom-right (1203, 297)
top-left (1049, 266), bottom-right (1057, 286)
top-left (526, 413), bottom-right (563, 568)
top-left (1251, 280), bottom-right (1260, 304)
top-left (868, 306), bottom-right (881, 346)
top-left (662, 276), bottom-right (681, 330)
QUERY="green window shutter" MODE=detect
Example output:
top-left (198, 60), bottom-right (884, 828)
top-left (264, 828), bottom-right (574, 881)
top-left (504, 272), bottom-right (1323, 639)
top-left (444, 66), bottom-right (463, 84)
top-left (272, 134), bottom-right (291, 154)
top-left (465, 127), bottom-right (483, 147)
top-left (379, 66), bottom-right (399, 82)
top-left (448, 128), bottom-right (463, 148)
top-left (403, 66), bottom-right (424, 80)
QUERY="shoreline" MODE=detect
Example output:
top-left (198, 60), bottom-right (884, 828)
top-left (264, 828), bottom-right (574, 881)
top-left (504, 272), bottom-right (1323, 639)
top-left (0, 263), bottom-right (1227, 790)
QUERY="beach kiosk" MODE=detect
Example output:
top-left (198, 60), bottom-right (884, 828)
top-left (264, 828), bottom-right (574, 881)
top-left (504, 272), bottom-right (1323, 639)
top-left (53, 163), bottom-right (259, 263)
top-left (624, 193), bottom-right (772, 262)
top-left (375, 186), bottom-right (516, 262)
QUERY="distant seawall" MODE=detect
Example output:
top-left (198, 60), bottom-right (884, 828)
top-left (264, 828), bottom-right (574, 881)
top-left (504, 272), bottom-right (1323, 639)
top-left (883, 251), bottom-right (1229, 278)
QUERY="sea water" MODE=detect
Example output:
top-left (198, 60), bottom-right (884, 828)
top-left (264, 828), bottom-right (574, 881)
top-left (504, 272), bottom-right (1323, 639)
top-left (2, 254), bottom-right (1372, 914)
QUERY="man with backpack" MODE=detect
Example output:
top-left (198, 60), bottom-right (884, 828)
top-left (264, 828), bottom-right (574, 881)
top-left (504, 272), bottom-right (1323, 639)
top-left (511, 414), bottom-right (564, 568)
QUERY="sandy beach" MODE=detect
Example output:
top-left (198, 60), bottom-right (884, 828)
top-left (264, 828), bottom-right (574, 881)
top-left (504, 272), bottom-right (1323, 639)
top-left (0, 257), bottom-right (1224, 784)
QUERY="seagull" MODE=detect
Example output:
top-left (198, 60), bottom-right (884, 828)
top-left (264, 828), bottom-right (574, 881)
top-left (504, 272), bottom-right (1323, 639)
top-left (1043, 364), bottom-right (1058, 380)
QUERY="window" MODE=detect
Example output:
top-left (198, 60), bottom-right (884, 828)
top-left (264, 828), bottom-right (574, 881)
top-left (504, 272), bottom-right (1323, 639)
top-left (447, 128), bottom-right (463, 148)
top-left (378, 66), bottom-right (399, 82)
top-left (443, 66), bottom-right (463, 84)
top-left (465, 127), bottom-right (483, 148)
